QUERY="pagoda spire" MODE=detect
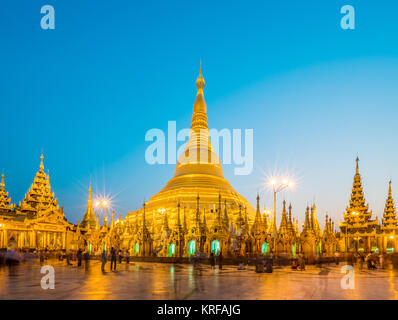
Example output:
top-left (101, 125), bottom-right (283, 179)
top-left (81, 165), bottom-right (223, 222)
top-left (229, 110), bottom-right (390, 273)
top-left (18, 153), bottom-right (59, 216)
top-left (304, 206), bottom-right (311, 230)
top-left (344, 157), bottom-right (373, 224)
top-left (311, 203), bottom-right (321, 237)
top-left (40, 153), bottom-right (44, 173)
top-left (176, 201), bottom-right (182, 227)
top-left (279, 200), bottom-right (289, 233)
top-left (223, 199), bottom-right (229, 227)
top-left (255, 193), bottom-right (261, 222)
top-left (382, 180), bottom-right (397, 228)
top-left (0, 171), bottom-right (13, 212)
top-left (80, 185), bottom-right (97, 229)
top-left (218, 192), bottom-right (222, 223)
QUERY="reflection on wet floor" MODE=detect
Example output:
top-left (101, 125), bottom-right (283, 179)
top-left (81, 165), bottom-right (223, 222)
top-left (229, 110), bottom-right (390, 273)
top-left (0, 260), bottom-right (398, 300)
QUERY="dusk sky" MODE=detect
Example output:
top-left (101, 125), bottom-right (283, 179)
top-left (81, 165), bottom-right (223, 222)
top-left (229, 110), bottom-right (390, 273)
top-left (1, 0), bottom-right (398, 227)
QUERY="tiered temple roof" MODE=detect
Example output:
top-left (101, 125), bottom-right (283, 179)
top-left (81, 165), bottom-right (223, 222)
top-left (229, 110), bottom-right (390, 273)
top-left (340, 157), bottom-right (378, 233)
top-left (0, 172), bottom-right (13, 213)
top-left (17, 154), bottom-right (59, 216)
top-left (381, 181), bottom-right (397, 231)
top-left (311, 204), bottom-right (322, 238)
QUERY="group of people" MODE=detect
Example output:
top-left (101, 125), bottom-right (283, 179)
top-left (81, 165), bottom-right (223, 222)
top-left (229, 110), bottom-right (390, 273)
top-left (101, 248), bottom-right (132, 272)
top-left (351, 252), bottom-right (385, 270)
top-left (209, 251), bottom-right (223, 270)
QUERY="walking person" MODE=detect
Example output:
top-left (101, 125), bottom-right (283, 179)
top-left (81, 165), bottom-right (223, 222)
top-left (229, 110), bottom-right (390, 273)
top-left (110, 247), bottom-right (117, 271)
top-left (300, 254), bottom-right (306, 271)
top-left (77, 248), bottom-right (83, 267)
top-left (118, 250), bottom-right (123, 264)
top-left (209, 252), bottom-right (215, 269)
top-left (218, 251), bottom-right (223, 270)
top-left (125, 250), bottom-right (130, 264)
top-left (101, 250), bottom-right (107, 272)
top-left (66, 251), bottom-right (71, 266)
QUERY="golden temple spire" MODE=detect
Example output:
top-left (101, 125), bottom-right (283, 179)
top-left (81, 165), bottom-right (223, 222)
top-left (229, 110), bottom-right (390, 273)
top-left (0, 171), bottom-right (13, 212)
top-left (223, 199), bottom-right (229, 227)
top-left (382, 180), bottom-right (397, 228)
top-left (279, 200), bottom-right (289, 233)
top-left (344, 157), bottom-right (373, 224)
top-left (40, 153), bottom-right (44, 173)
top-left (356, 156), bottom-right (359, 175)
top-left (80, 185), bottom-right (97, 229)
top-left (18, 153), bottom-right (59, 216)
top-left (176, 202), bottom-right (182, 227)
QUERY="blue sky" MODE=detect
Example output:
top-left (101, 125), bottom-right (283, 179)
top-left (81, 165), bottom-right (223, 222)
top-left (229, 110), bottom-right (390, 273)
top-left (1, 0), bottom-right (398, 226)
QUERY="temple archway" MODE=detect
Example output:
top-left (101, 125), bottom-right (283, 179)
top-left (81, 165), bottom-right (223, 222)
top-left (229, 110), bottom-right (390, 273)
top-left (169, 243), bottom-right (176, 257)
top-left (211, 240), bottom-right (220, 255)
top-left (261, 242), bottom-right (269, 256)
top-left (188, 240), bottom-right (196, 257)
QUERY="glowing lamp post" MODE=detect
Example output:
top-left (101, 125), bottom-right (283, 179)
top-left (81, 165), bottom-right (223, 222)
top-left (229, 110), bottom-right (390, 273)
top-left (269, 179), bottom-right (292, 250)
top-left (95, 198), bottom-right (110, 225)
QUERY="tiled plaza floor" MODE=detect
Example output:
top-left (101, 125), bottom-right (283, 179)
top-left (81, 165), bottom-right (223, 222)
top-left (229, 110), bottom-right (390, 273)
top-left (1, 260), bottom-right (398, 299)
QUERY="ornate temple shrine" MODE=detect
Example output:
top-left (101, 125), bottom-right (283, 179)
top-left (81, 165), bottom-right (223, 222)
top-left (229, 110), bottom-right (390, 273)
top-left (0, 155), bottom-right (77, 250)
top-left (339, 158), bottom-right (398, 253)
top-left (1, 69), bottom-right (397, 259)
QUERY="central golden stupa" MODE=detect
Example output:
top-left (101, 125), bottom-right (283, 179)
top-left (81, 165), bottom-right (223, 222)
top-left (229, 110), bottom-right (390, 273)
top-left (127, 67), bottom-right (255, 231)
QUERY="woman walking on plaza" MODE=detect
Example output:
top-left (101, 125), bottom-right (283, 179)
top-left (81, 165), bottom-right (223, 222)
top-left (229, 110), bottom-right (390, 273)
top-left (101, 250), bottom-right (107, 272)
top-left (209, 252), bottom-right (215, 269)
top-left (218, 251), bottom-right (223, 270)
top-left (125, 250), bottom-right (130, 264)
top-left (110, 247), bottom-right (117, 271)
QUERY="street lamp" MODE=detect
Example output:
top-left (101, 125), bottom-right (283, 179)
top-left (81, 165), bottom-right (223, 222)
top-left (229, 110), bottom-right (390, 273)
top-left (269, 179), bottom-right (291, 229)
top-left (269, 179), bottom-right (291, 250)
top-left (95, 197), bottom-right (110, 225)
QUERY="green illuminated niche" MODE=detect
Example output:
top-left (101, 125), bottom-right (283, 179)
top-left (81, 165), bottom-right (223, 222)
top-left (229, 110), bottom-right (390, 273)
top-left (188, 240), bottom-right (196, 256)
top-left (292, 243), bottom-right (296, 258)
top-left (261, 242), bottom-right (269, 255)
top-left (169, 243), bottom-right (175, 257)
top-left (211, 240), bottom-right (220, 255)
top-left (89, 243), bottom-right (92, 254)
top-left (135, 243), bottom-right (139, 255)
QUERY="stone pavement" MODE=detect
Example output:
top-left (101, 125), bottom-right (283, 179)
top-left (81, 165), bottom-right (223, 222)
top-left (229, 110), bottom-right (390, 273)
top-left (1, 260), bottom-right (398, 300)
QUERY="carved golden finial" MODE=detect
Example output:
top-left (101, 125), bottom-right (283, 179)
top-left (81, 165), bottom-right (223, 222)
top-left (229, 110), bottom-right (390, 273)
top-left (196, 61), bottom-right (205, 92)
top-left (40, 153), bottom-right (44, 172)
top-left (389, 180), bottom-right (392, 197)
top-left (356, 156), bottom-right (359, 174)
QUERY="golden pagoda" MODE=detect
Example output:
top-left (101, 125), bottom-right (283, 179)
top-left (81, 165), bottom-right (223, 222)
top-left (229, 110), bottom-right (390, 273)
top-left (339, 157), bottom-right (378, 252)
top-left (16, 154), bottom-right (59, 216)
top-left (0, 172), bottom-right (13, 213)
top-left (322, 214), bottom-right (338, 255)
top-left (0, 154), bottom-right (75, 250)
top-left (300, 205), bottom-right (317, 257)
top-left (124, 66), bottom-right (255, 256)
top-left (80, 186), bottom-right (98, 229)
top-left (381, 181), bottom-right (398, 252)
